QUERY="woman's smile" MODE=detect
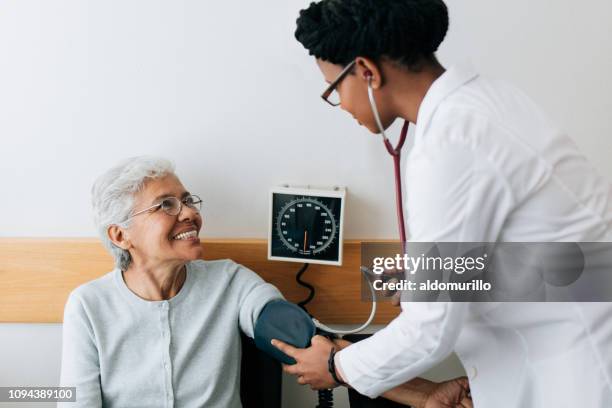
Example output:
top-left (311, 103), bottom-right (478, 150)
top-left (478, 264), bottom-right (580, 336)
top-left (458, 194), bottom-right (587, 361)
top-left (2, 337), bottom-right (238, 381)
top-left (170, 227), bottom-right (200, 243)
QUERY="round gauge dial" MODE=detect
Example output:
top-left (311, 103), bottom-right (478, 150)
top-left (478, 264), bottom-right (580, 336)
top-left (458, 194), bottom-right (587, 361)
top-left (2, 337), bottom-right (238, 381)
top-left (275, 197), bottom-right (338, 255)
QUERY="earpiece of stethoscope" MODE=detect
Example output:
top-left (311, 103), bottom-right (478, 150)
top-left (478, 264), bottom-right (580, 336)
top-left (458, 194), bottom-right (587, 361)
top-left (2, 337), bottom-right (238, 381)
top-left (366, 74), bottom-right (388, 141)
top-left (366, 74), bottom-right (408, 153)
top-left (366, 73), bottom-right (409, 245)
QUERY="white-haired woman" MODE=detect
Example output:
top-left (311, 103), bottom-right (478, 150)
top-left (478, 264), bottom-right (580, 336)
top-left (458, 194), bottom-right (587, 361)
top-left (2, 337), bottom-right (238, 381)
top-left (58, 156), bottom-right (283, 408)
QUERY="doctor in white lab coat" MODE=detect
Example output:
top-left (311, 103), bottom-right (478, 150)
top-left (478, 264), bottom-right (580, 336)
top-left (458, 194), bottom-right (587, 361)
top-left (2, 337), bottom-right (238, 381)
top-left (273, 0), bottom-right (612, 407)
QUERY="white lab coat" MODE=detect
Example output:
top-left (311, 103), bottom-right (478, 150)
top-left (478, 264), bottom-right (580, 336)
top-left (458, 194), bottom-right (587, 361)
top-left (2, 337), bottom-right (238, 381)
top-left (338, 64), bottom-right (612, 407)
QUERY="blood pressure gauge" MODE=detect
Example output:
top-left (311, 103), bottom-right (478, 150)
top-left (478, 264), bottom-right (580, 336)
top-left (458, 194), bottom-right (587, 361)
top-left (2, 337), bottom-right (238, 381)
top-left (268, 186), bottom-right (345, 266)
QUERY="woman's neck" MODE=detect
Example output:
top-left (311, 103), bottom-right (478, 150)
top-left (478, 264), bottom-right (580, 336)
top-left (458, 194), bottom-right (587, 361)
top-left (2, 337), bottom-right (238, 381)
top-left (122, 261), bottom-right (187, 301)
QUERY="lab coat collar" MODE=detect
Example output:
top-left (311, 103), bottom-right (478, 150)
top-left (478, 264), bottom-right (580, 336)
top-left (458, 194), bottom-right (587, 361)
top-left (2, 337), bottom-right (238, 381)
top-left (414, 62), bottom-right (479, 140)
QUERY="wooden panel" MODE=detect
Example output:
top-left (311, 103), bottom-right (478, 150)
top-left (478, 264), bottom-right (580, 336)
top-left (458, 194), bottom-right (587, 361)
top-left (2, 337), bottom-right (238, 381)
top-left (0, 238), bottom-right (399, 324)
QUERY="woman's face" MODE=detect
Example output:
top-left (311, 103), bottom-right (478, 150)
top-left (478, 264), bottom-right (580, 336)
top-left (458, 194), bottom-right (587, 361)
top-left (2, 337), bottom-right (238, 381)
top-left (316, 58), bottom-right (395, 134)
top-left (125, 174), bottom-right (203, 268)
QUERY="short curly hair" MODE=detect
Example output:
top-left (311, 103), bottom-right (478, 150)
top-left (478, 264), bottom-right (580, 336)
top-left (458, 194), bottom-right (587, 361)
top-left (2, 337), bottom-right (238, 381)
top-left (295, 0), bottom-right (448, 69)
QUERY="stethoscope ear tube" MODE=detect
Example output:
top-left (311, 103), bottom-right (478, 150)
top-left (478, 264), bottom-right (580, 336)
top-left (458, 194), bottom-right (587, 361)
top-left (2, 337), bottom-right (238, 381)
top-left (367, 76), bottom-right (409, 245)
top-left (367, 76), bottom-right (390, 142)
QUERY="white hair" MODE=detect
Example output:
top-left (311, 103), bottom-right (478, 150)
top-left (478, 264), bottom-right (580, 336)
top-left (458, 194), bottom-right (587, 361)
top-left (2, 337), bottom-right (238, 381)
top-left (91, 156), bottom-right (176, 271)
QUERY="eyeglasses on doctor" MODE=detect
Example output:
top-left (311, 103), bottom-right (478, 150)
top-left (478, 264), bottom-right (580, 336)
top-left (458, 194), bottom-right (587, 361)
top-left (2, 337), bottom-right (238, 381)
top-left (126, 194), bottom-right (203, 221)
top-left (321, 60), bottom-right (356, 106)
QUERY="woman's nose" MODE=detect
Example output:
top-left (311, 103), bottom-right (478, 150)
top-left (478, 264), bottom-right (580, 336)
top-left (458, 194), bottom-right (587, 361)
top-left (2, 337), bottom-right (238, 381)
top-left (177, 204), bottom-right (201, 222)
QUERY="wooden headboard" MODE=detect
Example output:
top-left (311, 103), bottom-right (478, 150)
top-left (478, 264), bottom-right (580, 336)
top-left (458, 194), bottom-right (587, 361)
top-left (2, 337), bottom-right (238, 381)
top-left (0, 238), bottom-right (399, 324)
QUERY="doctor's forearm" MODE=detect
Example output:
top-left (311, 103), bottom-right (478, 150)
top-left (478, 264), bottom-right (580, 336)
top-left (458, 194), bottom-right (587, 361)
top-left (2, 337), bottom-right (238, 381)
top-left (334, 339), bottom-right (440, 407)
top-left (337, 355), bottom-right (434, 407)
top-left (380, 378), bottom-right (434, 408)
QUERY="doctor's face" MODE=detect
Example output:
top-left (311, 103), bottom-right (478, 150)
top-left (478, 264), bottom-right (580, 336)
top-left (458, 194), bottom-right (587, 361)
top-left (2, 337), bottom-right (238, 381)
top-left (316, 58), bottom-right (395, 134)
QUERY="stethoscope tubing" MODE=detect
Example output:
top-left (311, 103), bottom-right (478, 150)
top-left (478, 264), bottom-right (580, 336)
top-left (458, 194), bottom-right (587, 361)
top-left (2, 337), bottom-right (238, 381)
top-left (367, 76), bottom-right (409, 245)
top-left (321, 75), bottom-right (409, 336)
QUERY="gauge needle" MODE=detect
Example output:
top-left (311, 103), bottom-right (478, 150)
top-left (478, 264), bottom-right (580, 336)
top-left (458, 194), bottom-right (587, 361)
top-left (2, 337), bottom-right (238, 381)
top-left (303, 230), bottom-right (308, 251)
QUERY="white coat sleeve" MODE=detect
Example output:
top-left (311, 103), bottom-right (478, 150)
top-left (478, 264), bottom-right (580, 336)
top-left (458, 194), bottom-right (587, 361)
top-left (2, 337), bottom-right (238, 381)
top-left (58, 291), bottom-right (102, 408)
top-left (338, 134), bottom-right (516, 398)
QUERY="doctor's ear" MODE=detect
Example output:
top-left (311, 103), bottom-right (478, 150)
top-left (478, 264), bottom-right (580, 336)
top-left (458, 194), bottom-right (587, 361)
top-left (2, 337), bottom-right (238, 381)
top-left (355, 57), bottom-right (382, 89)
top-left (107, 224), bottom-right (132, 250)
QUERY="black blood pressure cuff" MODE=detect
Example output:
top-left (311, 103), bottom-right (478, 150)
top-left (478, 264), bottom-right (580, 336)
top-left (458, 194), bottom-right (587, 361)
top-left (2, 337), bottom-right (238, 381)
top-left (253, 299), bottom-right (316, 365)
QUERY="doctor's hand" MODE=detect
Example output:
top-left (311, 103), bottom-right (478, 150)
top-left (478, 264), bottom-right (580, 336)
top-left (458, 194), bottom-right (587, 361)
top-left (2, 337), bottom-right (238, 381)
top-left (271, 335), bottom-right (339, 390)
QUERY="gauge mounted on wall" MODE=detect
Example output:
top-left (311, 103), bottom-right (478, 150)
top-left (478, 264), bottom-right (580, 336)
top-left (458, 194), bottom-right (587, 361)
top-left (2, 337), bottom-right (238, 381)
top-left (268, 186), bottom-right (346, 266)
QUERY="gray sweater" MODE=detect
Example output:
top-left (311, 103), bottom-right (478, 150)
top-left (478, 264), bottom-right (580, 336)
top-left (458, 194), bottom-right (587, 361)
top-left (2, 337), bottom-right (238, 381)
top-left (58, 259), bottom-right (283, 408)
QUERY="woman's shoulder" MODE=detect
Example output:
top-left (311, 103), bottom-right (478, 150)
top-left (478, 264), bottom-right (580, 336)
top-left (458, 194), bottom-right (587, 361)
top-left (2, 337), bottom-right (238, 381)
top-left (188, 259), bottom-right (243, 277)
top-left (188, 258), bottom-right (235, 271)
top-left (66, 270), bottom-right (118, 307)
top-left (187, 259), bottom-right (281, 301)
top-left (188, 259), bottom-right (261, 284)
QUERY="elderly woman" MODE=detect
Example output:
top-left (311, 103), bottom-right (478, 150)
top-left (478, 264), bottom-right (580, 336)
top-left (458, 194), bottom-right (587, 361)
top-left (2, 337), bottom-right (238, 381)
top-left (58, 156), bottom-right (283, 407)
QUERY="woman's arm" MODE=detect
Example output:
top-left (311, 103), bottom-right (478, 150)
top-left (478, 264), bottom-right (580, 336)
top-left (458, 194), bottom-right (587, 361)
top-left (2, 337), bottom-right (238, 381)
top-left (58, 292), bottom-right (102, 408)
top-left (229, 262), bottom-right (284, 338)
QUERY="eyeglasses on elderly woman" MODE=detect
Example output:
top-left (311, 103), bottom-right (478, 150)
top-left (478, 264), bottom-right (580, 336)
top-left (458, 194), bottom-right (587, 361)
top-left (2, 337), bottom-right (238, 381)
top-left (125, 194), bottom-right (202, 222)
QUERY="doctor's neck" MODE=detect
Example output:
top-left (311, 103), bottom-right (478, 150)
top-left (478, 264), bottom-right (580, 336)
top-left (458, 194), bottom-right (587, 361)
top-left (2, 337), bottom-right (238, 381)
top-left (385, 59), bottom-right (446, 125)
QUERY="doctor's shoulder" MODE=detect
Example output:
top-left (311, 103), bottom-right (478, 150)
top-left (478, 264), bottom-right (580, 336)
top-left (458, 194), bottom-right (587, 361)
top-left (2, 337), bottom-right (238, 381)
top-left (424, 78), bottom-right (555, 152)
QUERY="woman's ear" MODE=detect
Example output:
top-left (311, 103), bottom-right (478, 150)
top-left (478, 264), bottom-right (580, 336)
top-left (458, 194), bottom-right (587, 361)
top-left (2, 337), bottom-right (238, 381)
top-left (107, 225), bottom-right (131, 250)
top-left (355, 57), bottom-right (383, 89)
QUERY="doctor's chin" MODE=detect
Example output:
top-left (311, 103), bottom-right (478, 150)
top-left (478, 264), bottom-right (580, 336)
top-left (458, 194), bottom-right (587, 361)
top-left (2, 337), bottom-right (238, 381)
top-left (1, 0), bottom-right (611, 407)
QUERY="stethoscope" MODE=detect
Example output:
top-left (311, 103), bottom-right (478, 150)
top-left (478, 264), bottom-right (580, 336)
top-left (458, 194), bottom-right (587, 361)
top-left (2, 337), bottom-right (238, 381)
top-left (314, 72), bottom-right (410, 336)
top-left (366, 71), bottom-right (409, 245)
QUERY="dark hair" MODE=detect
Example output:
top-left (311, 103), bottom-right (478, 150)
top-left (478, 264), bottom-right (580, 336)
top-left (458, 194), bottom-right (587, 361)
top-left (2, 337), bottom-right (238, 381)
top-left (295, 0), bottom-right (448, 69)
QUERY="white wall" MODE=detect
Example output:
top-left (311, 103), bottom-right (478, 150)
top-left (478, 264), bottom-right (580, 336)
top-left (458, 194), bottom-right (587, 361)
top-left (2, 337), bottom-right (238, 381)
top-left (0, 0), bottom-right (610, 239)
top-left (443, 0), bottom-right (612, 171)
top-left (1, 0), bottom-right (610, 407)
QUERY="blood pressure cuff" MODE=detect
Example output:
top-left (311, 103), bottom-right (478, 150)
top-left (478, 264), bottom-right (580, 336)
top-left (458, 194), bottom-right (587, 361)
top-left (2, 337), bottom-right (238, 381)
top-left (253, 299), bottom-right (316, 365)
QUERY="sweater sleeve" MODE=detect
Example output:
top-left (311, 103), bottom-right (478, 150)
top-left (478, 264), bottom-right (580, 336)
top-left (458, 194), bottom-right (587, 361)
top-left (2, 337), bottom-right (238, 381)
top-left (58, 291), bottom-right (102, 408)
top-left (227, 262), bottom-right (284, 338)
